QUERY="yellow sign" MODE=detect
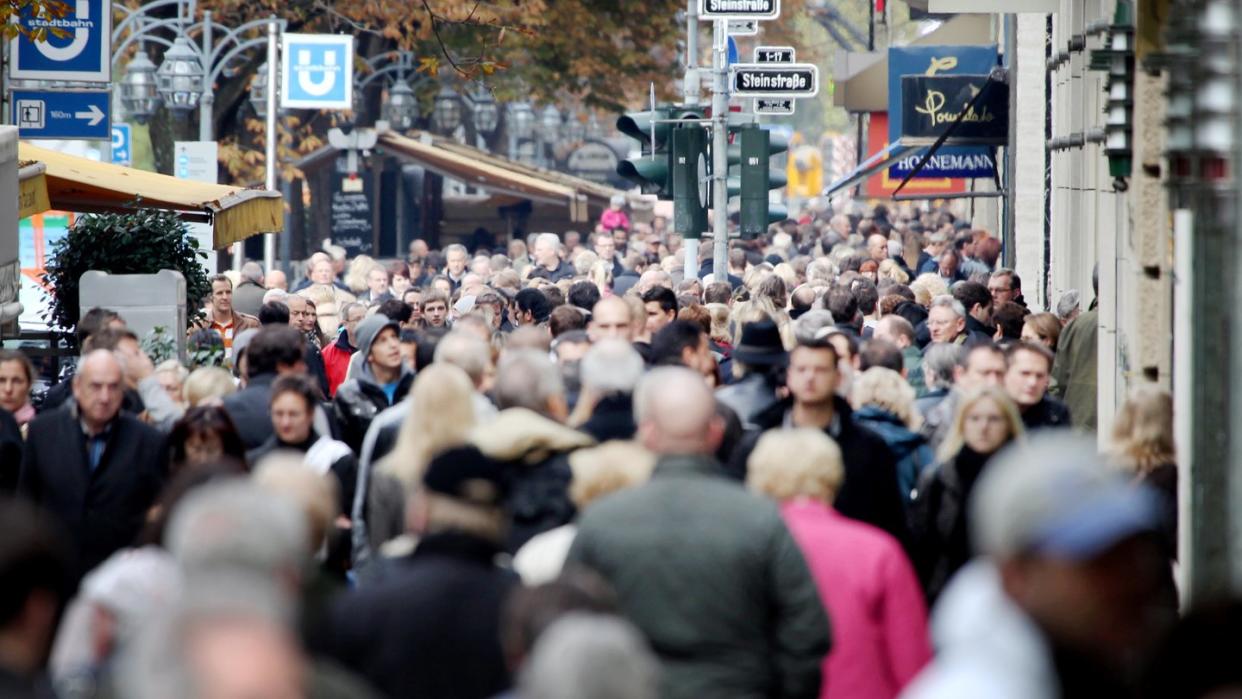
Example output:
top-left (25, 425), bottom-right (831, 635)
top-left (18, 173), bottom-right (50, 219)
top-left (913, 88), bottom-right (997, 127)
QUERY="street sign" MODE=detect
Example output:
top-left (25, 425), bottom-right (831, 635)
top-left (727, 19), bottom-right (759, 35)
top-left (174, 141), bottom-right (219, 183)
top-left (9, 0), bottom-right (111, 82)
top-left (281, 34), bottom-right (354, 110)
top-left (900, 73), bottom-right (1009, 146)
top-left (728, 63), bottom-right (819, 98)
top-left (700, 0), bottom-right (780, 20)
top-left (111, 124), bottom-right (132, 166)
top-left (754, 46), bottom-right (795, 63)
top-left (11, 90), bottom-right (110, 140)
top-left (754, 98), bottom-right (795, 115)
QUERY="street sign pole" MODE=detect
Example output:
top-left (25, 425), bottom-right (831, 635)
top-left (711, 18), bottom-right (729, 281)
top-left (263, 19), bottom-right (278, 274)
top-left (683, 0), bottom-right (701, 279)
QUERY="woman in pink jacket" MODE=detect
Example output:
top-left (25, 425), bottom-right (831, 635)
top-left (748, 428), bottom-right (933, 699)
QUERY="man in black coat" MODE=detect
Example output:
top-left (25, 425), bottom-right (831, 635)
top-left (19, 350), bottom-right (166, 582)
top-left (0, 408), bottom-right (22, 494)
top-left (1004, 341), bottom-right (1072, 431)
top-left (727, 337), bottom-right (912, 551)
top-left (319, 446), bottom-right (518, 699)
top-left (224, 325), bottom-right (311, 450)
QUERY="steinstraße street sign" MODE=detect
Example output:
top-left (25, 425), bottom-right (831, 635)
top-left (729, 63), bottom-right (818, 99)
top-left (9, 0), bottom-right (111, 82)
top-left (281, 34), bottom-right (354, 110)
top-left (12, 89), bottom-right (110, 140)
top-left (700, 0), bottom-right (780, 20)
top-left (753, 46), bottom-right (797, 115)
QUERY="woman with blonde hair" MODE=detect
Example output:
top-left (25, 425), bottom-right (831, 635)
top-left (747, 429), bottom-right (932, 699)
top-left (182, 366), bottom-right (237, 407)
top-left (345, 254), bottom-right (378, 294)
top-left (851, 367), bottom-right (934, 506)
top-left (877, 258), bottom-right (910, 285)
top-left (910, 386), bottom-right (1024, 602)
top-left (363, 363), bottom-right (478, 552)
top-left (908, 273), bottom-right (949, 308)
top-left (1020, 311), bottom-right (1062, 354)
top-left (513, 441), bottom-right (656, 584)
top-left (1111, 384), bottom-right (1177, 551)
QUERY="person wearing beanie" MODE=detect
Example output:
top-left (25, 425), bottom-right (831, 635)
top-left (332, 314), bottom-right (415, 452)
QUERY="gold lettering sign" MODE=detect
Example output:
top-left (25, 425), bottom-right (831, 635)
top-left (925, 56), bottom-right (958, 76)
top-left (914, 88), bottom-right (996, 127)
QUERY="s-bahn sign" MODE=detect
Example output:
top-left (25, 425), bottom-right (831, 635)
top-left (700, 0), bottom-right (780, 20)
top-left (729, 63), bottom-right (818, 99)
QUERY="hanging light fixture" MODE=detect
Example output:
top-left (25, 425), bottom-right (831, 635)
top-left (248, 61), bottom-right (277, 118)
top-left (120, 50), bottom-right (161, 123)
top-left (155, 36), bottom-right (205, 114)
top-left (470, 89), bottom-right (499, 135)
top-left (508, 102), bottom-right (535, 140)
top-left (432, 84), bottom-right (462, 133)
top-left (539, 104), bottom-right (562, 143)
top-left (383, 79), bottom-right (419, 132)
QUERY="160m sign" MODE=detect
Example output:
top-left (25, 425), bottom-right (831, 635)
top-left (729, 64), bottom-right (819, 98)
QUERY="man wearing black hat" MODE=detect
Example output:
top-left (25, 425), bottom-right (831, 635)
top-left (333, 314), bottom-right (415, 453)
top-left (716, 319), bottom-right (788, 430)
top-left (728, 336), bottom-right (911, 550)
top-left (321, 445), bottom-right (518, 699)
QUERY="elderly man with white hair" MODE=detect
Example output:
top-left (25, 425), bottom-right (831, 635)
top-left (527, 233), bottom-right (574, 283)
top-left (566, 366), bottom-right (831, 699)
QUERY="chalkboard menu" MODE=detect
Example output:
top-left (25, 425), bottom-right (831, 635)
top-left (330, 168), bottom-right (374, 257)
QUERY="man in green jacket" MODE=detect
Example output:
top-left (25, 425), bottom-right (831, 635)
top-left (566, 367), bottom-right (831, 699)
top-left (1051, 268), bottom-right (1099, 431)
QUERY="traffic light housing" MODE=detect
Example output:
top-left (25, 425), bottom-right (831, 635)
top-left (616, 108), bottom-right (674, 197)
top-left (738, 126), bottom-right (791, 238)
top-left (672, 124), bottom-right (709, 238)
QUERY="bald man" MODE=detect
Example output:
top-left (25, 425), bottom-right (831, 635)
top-left (588, 297), bottom-right (634, 343)
top-left (19, 350), bottom-right (167, 580)
top-left (566, 367), bottom-right (831, 699)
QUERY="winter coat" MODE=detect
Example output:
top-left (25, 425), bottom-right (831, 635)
top-left (333, 364), bottom-right (414, 454)
top-left (781, 500), bottom-right (932, 699)
top-left (320, 532), bottom-right (518, 699)
top-left (19, 406), bottom-right (166, 581)
top-left (471, 408), bottom-right (595, 553)
top-left (566, 454), bottom-right (831, 699)
top-left (579, 393), bottom-right (636, 442)
top-left (231, 280), bottom-right (267, 318)
top-left (716, 372), bottom-right (782, 431)
top-left (0, 408), bottom-right (23, 494)
top-left (729, 397), bottom-right (912, 552)
top-left (526, 260), bottom-right (575, 283)
top-left (222, 373), bottom-right (336, 451)
top-left (320, 332), bottom-right (357, 398)
top-left (853, 406), bottom-right (935, 507)
top-left (247, 433), bottom-right (358, 517)
top-left (1050, 307), bottom-right (1098, 431)
top-left (1019, 395), bottom-right (1072, 432)
top-left (909, 446), bottom-right (998, 604)
top-left (903, 346), bottom-right (929, 399)
top-left (899, 562), bottom-right (1058, 699)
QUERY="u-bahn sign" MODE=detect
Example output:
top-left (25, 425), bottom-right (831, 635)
top-left (700, 0), bottom-right (780, 20)
top-left (9, 0), bottom-right (112, 82)
top-left (729, 63), bottom-right (818, 99)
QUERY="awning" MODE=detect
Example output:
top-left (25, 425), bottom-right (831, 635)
top-left (377, 131), bottom-right (594, 222)
top-left (17, 161), bottom-right (50, 219)
top-left (18, 142), bottom-right (283, 249)
top-left (824, 141), bottom-right (917, 196)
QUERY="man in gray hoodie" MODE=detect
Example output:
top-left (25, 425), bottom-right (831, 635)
top-left (332, 315), bottom-right (414, 453)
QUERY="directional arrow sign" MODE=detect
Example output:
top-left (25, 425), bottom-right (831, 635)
top-left (11, 89), bottom-right (110, 140)
top-left (729, 63), bottom-right (819, 99)
top-left (754, 98), bottom-right (795, 116)
top-left (727, 19), bottom-right (759, 35)
top-left (700, 0), bottom-right (779, 20)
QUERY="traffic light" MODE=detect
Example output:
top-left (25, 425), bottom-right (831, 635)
top-left (672, 124), bottom-right (709, 237)
top-left (738, 126), bottom-right (791, 238)
top-left (616, 108), bottom-right (674, 197)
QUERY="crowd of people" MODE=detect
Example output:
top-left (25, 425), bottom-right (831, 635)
top-left (0, 200), bottom-right (1232, 699)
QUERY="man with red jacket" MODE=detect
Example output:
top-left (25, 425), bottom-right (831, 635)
top-left (321, 302), bottom-right (367, 396)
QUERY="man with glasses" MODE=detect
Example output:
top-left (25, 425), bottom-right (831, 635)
top-left (321, 302), bottom-right (367, 397)
top-left (987, 269), bottom-right (1024, 309)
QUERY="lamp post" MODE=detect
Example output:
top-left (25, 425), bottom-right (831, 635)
top-left (539, 104), bottom-right (562, 168)
top-left (433, 84), bottom-right (463, 134)
top-left (119, 49), bottom-right (161, 123)
top-left (507, 101), bottom-right (535, 163)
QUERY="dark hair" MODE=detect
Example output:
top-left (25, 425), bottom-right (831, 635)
top-left (991, 267), bottom-right (1021, 290)
top-left (258, 301), bottom-right (290, 325)
top-left (792, 335), bottom-right (841, 365)
top-left (83, 326), bottom-right (139, 352)
top-left (549, 305), bottom-right (587, 339)
top-left (650, 320), bottom-right (705, 367)
top-left (210, 273), bottom-right (233, 289)
top-left (246, 325), bottom-right (305, 377)
top-left (77, 307), bottom-right (121, 346)
top-left (850, 277), bottom-right (879, 315)
top-left (387, 260), bottom-right (410, 280)
top-left (826, 287), bottom-right (858, 328)
top-left (377, 299), bottom-right (413, 325)
top-left (540, 285), bottom-right (566, 309)
top-left (0, 349), bottom-right (35, 386)
top-left (415, 326), bottom-right (449, 371)
top-left (567, 281), bottom-right (601, 313)
top-left (1005, 339), bottom-right (1055, 372)
top-left (270, 373), bottom-right (320, 412)
top-left (953, 280), bottom-right (992, 313)
top-left (993, 302), bottom-right (1030, 340)
top-left (168, 406), bottom-right (247, 472)
top-left (0, 500), bottom-right (70, 627)
top-left (703, 281), bottom-right (732, 305)
top-left (641, 286), bottom-right (678, 315)
top-left (515, 288), bottom-right (554, 324)
top-left (859, 339), bottom-right (904, 373)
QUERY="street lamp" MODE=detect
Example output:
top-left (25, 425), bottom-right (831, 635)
top-left (564, 108), bottom-right (586, 144)
top-left (249, 61), bottom-right (276, 118)
top-left (155, 36), bottom-right (205, 114)
top-left (539, 104), bottom-right (562, 143)
top-left (120, 50), bottom-right (161, 123)
top-left (383, 79), bottom-right (419, 132)
top-left (432, 84), bottom-right (462, 133)
top-left (508, 102), bottom-right (535, 139)
top-left (470, 89), bottom-right (499, 136)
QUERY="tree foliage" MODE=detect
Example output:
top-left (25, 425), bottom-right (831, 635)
top-left (1, 0), bottom-right (70, 41)
top-left (43, 208), bottom-right (211, 333)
